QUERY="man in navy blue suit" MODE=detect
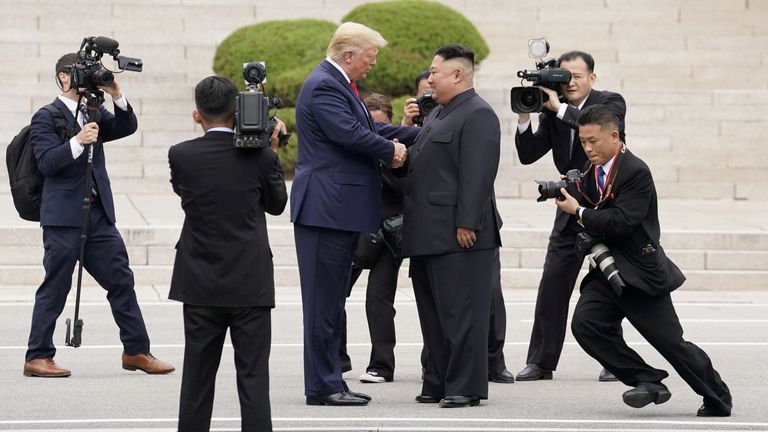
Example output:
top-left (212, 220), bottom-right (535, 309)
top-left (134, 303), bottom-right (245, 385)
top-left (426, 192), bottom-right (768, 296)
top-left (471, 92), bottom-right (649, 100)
top-left (291, 22), bottom-right (419, 406)
top-left (23, 53), bottom-right (174, 378)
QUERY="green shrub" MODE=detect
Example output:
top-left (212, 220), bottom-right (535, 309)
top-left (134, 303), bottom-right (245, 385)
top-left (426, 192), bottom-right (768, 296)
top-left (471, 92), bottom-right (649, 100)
top-left (276, 107), bottom-right (298, 176)
top-left (343, 0), bottom-right (489, 97)
top-left (213, 19), bottom-right (337, 106)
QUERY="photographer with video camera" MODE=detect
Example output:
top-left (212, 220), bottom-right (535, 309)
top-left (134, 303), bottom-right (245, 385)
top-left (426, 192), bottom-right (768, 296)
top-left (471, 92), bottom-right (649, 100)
top-left (555, 104), bottom-right (732, 418)
top-left (401, 70), bottom-right (433, 126)
top-left (23, 48), bottom-right (174, 378)
top-left (514, 47), bottom-right (626, 383)
top-left (169, 76), bottom-right (288, 431)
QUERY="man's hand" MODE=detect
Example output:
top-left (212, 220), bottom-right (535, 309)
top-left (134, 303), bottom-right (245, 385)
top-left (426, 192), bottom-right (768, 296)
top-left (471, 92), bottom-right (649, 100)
top-left (456, 227), bottom-right (476, 248)
top-left (98, 79), bottom-right (122, 100)
top-left (555, 187), bottom-right (580, 215)
top-left (391, 139), bottom-right (407, 168)
top-left (75, 122), bottom-right (99, 145)
top-left (270, 117), bottom-right (288, 152)
top-left (401, 98), bottom-right (419, 126)
top-left (541, 86), bottom-right (562, 112)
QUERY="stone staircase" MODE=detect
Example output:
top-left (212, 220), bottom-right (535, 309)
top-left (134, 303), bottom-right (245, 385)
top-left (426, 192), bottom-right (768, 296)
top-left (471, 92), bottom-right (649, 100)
top-left (1, 0), bottom-right (767, 290)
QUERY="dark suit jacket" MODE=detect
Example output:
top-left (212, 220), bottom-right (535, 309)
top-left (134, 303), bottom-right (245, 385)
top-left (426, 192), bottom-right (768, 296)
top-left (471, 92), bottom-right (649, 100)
top-left (30, 98), bottom-right (137, 227)
top-left (290, 60), bottom-right (419, 233)
top-left (168, 131), bottom-right (287, 307)
top-left (578, 147), bottom-right (685, 296)
top-left (516, 89), bottom-right (626, 231)
top-left (400, 88), bottom-right (502, 257)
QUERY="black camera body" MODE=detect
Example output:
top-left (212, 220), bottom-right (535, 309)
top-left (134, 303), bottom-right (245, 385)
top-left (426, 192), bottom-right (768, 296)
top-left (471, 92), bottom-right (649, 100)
top-left (575, 231), bottom-right (626, 296)
top-left (412, 91), bottom-right (437, 126)
top-left (535, 168), bottom-right (583, 202)
top-left (70, 36), bottom-right (142, 92)
top-left (510, 39), bottom-right (572, 113)
top-left (234, 62), bottom-right (290, 149)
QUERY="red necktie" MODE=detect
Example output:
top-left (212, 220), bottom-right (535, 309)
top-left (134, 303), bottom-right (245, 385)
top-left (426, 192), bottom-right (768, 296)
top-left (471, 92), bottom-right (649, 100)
top-left (350, 81), bottom-right (360, 97)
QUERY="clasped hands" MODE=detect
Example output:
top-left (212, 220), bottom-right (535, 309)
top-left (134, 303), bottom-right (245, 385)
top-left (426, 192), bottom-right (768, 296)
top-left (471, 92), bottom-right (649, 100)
top-left (391, 139), bottom-right (407, 168)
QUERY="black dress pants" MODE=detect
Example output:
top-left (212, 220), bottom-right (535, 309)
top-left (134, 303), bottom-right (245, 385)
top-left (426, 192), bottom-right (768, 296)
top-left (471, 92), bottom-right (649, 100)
top-left (412, 248), bottom-right (495, 399)
top-left (524, 217), bottom-right (583, 370)
top-left (26, 201), bottom-right (150, 362)
top-left (178, 304), bottom-right (272, 432)
top-left (572, 276), bottom-right (732, 414)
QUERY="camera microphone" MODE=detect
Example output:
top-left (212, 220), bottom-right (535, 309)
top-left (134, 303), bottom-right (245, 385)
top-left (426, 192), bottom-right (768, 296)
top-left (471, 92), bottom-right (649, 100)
top-left (90, 36), bottom-right (120, 53)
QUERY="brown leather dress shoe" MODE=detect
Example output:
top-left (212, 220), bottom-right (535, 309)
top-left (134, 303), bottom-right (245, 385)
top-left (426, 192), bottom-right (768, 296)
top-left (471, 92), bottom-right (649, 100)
top-left (23, 358), bottom-right (71, 378)
top-left (122, 352), bottom-right (175, 374)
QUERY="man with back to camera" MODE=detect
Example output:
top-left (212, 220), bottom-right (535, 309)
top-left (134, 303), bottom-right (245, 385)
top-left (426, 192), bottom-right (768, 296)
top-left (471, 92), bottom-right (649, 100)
top-left (24, 53), bottom-right (174, 378)
top-left (556, 104), bottom-right (732, 417)
top-left (402, 70), bottom-right (514, 384)
top-left (515, 50), bottom-right (625, 382)
top-left (291, 21), bottom-right (419, 406)
top-left (399, 45), bottom-right (502, 408)
top-left (168, 76), bottom-right (288, 431)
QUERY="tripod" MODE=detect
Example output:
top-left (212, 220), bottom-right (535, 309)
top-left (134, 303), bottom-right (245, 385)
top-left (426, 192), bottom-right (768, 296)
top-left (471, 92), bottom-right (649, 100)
top-left (65, 90), bottom-right (104, 348)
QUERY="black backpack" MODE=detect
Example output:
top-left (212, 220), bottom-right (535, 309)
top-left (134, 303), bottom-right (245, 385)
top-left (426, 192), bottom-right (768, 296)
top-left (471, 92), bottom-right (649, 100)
top-left (5, 104), bottom-right (71, 221)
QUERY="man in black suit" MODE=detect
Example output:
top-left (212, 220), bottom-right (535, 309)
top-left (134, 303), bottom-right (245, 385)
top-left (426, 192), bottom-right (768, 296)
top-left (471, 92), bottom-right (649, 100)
top-left (556, 104), bottom-right (732, 417)
top-left (168, 76), bottom-right (288, 431)
top-left (400, 45), bottom-right (502, 408)
top-left (515, 50), bottom-right (625, 382)
top-left (25, 53), bottom-right (174, 378)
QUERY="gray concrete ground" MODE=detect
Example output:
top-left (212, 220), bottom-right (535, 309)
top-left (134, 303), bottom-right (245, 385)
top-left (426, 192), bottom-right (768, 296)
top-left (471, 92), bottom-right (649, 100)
top-left (0, 286), bottom-right (767, 431)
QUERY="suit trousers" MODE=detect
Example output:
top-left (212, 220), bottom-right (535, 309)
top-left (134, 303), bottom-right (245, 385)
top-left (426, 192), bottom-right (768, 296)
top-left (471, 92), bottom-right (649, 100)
top-left (411, 248), bottom-right (495, 399)
top-left (178, 304), bottom-right (272, 432)
top-left (487, 248), bottom-right (508, 374)
top-left (525, 217), bottom-right (583, 370)
top-left (572, 276), bottom-right (733, 414)
top-left (294, 224), bottom-right (356, 396)
top-left (364, 249), bottom-right (402, 377)
top-left (26, 201), bottom-right (149, 362)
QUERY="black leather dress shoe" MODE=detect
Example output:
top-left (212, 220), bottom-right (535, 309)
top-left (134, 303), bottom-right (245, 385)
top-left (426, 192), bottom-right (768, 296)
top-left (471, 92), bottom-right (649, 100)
top-left (489, 368), bottom-right (515, 383)
top-left (306, 392), bottom-right (368, 406)
top-left (438, 395), bottom-right (480, 408)
top-left (622, 382), bottom-right (671, 408)
top-left (697, 404), bottom-right (731, 417)
top-left (415, 394), bottom-right (441, 403)
top-left (598, 368), bottom-right (619, 382)
top-left (346, 390), bottom-right (371, 401)
top-left (515, 364), bottom-right (553, 381)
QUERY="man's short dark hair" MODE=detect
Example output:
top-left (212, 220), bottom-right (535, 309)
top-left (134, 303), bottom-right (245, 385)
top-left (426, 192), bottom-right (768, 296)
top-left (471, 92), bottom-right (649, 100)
top-left (578, 104), bottom-right (619, 131)
top-left (434, 44), bottom-right (474, 66)
top-left (414, 70), bottom-right (429, 91)
top-left (558, 50), bottom-right (595, 72)
top-left (55, 53), bottom-right (78, 86)
top-left (364, 93), bottom-right (393, 122)
top-left (194, 76), bottom-right (237, 123)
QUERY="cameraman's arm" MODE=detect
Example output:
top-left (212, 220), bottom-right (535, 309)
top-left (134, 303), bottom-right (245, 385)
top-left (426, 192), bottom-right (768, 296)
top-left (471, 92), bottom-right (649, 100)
top-left (515, 110), bottom-right (555, 164)
top-left (98, 80), bottom-right (138, 142)
top-left (262, 152), bottom-right (288, 216)
top-left (270, 118), bottom-right (287, 152)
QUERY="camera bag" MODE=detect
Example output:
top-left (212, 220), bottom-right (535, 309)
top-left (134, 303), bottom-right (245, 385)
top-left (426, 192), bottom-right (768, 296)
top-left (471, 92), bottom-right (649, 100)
top-left (5, 104), bottom-right (70, 221)
top-left (352, 229), bottom-right (387, 269)
top-left (381, 214), bottom-right (404, 258)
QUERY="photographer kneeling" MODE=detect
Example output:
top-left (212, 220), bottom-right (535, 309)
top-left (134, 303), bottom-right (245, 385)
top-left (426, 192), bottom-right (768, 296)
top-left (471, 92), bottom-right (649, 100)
top-left (168, 76), bottom-right (288, 431)
top-left (555, 104), bottom-right (732, 417)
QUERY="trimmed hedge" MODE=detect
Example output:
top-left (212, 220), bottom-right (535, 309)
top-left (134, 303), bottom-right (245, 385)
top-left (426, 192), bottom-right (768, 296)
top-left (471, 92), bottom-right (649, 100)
top-left (343, 0), bottom-right (490, 97)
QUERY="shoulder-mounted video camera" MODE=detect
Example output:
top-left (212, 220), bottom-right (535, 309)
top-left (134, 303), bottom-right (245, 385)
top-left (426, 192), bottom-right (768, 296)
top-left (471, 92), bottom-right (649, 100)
top-left (510, 38), bottom-right (571, 113)
top-left (234, 61), bottom-right (290, 149)
top-left (412, 91), bottom-right (437, 126)
top-left (71, 36), bottom-right (142, 92)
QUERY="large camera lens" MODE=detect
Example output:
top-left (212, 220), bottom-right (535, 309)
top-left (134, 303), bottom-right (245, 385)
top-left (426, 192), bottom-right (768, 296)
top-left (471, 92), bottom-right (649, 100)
top-left (90, 67), bottom-right (114, 87)
top-left (243, 62), bottom-right (267, 85)
top-left (535, 179), bottom-right (565, 202)
top-left (510, 87), bottom-right (543, 113)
